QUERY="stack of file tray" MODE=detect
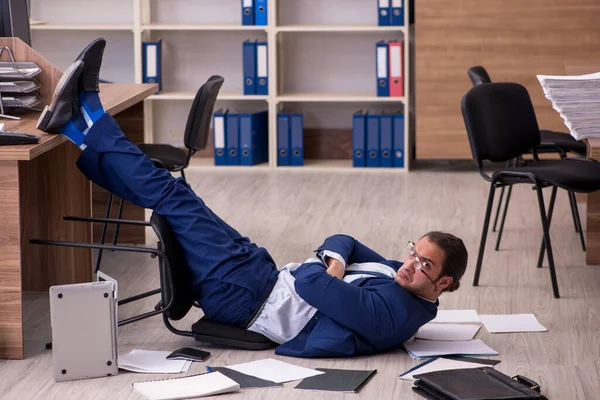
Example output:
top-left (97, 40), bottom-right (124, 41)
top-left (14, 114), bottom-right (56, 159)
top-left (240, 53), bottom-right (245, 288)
top-left (0, 55), bottom-right (43, 116)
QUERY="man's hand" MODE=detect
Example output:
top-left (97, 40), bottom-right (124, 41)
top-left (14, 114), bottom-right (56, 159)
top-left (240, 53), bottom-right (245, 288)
top-left (326, 257), bottom-right (345, 279)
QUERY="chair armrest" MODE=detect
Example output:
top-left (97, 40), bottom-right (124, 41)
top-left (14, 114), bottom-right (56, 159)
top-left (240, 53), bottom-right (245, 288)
top-left (63, 215), bottom-right (151, 226)
top-left (29, 238), bottom-right (177, 326)
top-left (534, 143), bottom-right (567, 158)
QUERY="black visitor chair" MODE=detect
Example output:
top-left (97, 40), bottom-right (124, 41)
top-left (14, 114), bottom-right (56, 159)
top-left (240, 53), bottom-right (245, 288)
top-left (461, 82), bottom-right (600, 298)
top-left (467, 66), bottom-right (587, 254)
top-left (31, 74), bottom-right (275, 350)
top-left (93, 75), bottom-right (225, 273)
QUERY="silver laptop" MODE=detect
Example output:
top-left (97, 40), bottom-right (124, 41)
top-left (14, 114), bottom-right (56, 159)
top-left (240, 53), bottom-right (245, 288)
top-left (49, 278), bottom-right (118, 382)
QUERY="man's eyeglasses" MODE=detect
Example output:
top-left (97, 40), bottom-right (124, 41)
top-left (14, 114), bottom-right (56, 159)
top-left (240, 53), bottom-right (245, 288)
top-left (406, 241), bottom-right (438, 286)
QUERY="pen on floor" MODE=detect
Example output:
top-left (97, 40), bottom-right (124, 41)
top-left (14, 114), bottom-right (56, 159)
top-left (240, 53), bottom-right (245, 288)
top-left (206, 366), bottom-right (213, 373)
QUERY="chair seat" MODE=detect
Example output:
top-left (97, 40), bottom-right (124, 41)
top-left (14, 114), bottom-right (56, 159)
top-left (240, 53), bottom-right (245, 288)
top-left (497, 159), bottom-right (600, 192)
top-left (192, 316), bottom-right (275, 350)
top-left (137, 144), bottom-right (187, 170)
top-left (540, 130), bottom-right (587, 157)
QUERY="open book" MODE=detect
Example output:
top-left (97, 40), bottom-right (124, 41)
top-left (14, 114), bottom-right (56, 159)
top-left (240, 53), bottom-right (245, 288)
top-left (537, 72), bottom-right (600, 140)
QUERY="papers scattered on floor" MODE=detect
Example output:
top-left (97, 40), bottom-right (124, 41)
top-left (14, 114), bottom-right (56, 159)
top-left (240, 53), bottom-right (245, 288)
top-left (416, 323), bottom-right (481, 341)
top-left (399, 357), bottom-right (495, 381)
top-left (225, 358), bottom-right (325, 383)
top-left (118, 350), bottom-right (191, 374)
top-left (479, 314), bottom-right (548, 333)
top-left (132, 372), bottom-right (239, 400)
top-left (537, 72), bottom-right (600, 140)
top-left (429, 309), bottom-right (480, 324)
top-left (404, 339), bottom-right (498, 359)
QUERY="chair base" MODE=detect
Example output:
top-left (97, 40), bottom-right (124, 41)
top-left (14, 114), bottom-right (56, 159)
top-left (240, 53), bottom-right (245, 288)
top-left (192, 317), bottom-right (275, 350)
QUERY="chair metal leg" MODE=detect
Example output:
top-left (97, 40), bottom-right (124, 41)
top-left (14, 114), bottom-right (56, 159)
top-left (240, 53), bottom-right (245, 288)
top-left (567, 191), bottom-right (579, 233)
top-left (569, 191), bottom-right (586, 252)
top-left (94, 192), bottom-right (114, 273)
top-left (492, 160), bottom-right (513, 232)
top-left (494, 185), bottom-right (512, 251)
top-left (492, 186), bottom-right (505, 232)
top-left (111, 197), bottom-right (125, 246)
top-left (536, 187), bottom-right (557, 268)
top-left (535, 185), bottom-right (560, 298)
top-left (473, 183), bottom-right (496, 286)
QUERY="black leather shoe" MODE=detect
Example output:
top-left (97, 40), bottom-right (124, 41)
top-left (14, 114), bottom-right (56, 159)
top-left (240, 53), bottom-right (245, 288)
top-left (74, 38), bottom-right (106, 92)
top-left (36, 60), bottom-right (84, 134)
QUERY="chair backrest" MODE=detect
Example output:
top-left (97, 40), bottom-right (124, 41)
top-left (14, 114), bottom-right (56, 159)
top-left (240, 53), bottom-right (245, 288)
top-left (467, 66), bottom-right (492, 86)
top-left (183, 75), bottom-right (225, 155)
top-left (150, 212), bottom-right (195, 321)
top-left (461, 82), bottom-right (541, 163)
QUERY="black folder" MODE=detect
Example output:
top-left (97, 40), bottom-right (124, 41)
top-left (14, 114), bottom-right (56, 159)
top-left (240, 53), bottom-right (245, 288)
top-left (413, 367), bottom-right (547, 400)
top-left (294, 368), bottom-right (377, 393)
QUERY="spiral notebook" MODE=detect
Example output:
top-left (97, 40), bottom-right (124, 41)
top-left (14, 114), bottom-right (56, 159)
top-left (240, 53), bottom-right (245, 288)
top-left (132, 372), bottom-right (240, 400)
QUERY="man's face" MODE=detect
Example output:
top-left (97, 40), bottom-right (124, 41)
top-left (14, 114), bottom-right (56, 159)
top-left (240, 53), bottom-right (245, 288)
top-left (395, 237), bottom-right (451, 300)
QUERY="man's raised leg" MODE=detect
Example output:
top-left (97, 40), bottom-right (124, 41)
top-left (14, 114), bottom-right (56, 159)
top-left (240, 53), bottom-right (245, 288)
top-left (36, 60), bottom-right (278, 327)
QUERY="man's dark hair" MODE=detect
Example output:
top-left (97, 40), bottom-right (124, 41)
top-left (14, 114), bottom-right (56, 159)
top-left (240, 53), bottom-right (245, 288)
top-left (421, 231), bottom-right (468, 293)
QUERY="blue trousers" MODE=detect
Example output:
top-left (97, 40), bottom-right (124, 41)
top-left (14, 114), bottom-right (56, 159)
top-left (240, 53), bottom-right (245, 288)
top-left (76, 113), bottom-right (279, 327)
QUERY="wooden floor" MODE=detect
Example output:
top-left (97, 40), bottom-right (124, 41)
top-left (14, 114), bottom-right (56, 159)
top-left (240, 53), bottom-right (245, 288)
top-left (1, 167), bottom-right (599, 399)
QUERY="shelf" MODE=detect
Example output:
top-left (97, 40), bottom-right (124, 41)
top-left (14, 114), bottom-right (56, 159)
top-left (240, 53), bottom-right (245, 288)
top-left (188, 157), bottom-right (270, 169)
top-left (149, 91), bottom-right (269, 101)
top-left (141, 23), bottom-right (267, 31)
top-left (277, 93), bottom-right (406, 103)
top-left (276, 25), bottom-right (406, 33)
top-left (187, 158), bottom-right (405, 171)
top-left (30, 23), bottom-right (133, 31)
top-left (278, 159), bottom-right (406, 172)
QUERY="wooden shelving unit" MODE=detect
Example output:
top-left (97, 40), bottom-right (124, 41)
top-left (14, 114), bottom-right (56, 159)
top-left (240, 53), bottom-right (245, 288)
top-left (29, 0), bottom-right (410, 170)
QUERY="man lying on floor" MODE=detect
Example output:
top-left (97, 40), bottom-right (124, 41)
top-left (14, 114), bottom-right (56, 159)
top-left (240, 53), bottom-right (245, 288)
top-left (37, 42), bottom-right (468, 358)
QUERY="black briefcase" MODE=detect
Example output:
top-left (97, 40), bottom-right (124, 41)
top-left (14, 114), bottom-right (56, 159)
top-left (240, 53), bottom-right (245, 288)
top-left (413, 367), bottom-right (548, 400)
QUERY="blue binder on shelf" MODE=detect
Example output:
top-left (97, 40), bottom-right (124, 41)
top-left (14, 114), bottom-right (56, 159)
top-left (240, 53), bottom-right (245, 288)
top-left (256, 41), bottom-right (268, 95)
top-left (142, 40), bottom-right (162, 93)
top-left (243, 40), bottom-right (257, 95)
top-left (376, 41), bottom-right (389, 97)
top-left (378, 0), bottom-right (391, 26)
top-left (213, 109), bottom-right (228, 166)
top-left (240, 110), bottom-right (268, 166)
top-left (277, 112), bottom-right (290, 166)
top-left (242, 0), bottom-right (254, 25)
top-left (366, 113), bottom-right (380, 167)
top-left (226, 111), bottom-right (240, 166)
top-left (290, 112), bottom-right (304, 166)
top-left (380, 112), bottom-right (393, 168)
top-left (390, 0), bottom-right (404, 26)
top-left (352, 110), bottom-right (367, 168)
top-left (255, 0), bottom-right (268, 26)
top-left (393, 113), bottom-right (405, 168)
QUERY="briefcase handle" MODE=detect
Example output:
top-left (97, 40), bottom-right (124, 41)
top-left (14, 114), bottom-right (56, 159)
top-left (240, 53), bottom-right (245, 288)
top-left (512, 374), bottom-right (541, 393)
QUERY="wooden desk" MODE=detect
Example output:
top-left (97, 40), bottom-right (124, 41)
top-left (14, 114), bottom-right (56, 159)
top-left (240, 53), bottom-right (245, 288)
top-left (0, 83), bottom-right (157, 359)
top-left (563, 62), bottom-right (600, 264)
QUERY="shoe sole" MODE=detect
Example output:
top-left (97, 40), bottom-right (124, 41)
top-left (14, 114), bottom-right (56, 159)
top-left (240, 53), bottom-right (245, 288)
top-left (36, 60), bottom-right (84, 133)
top-left (75, 38), bottom-right (106, 92)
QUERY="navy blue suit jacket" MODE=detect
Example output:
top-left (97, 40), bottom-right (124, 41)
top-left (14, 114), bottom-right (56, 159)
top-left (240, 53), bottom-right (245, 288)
top-left (275, 234), bottom-right (438, 358)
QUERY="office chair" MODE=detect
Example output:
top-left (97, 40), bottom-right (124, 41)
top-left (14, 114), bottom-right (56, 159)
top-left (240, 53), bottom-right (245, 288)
top-left (467, 66), bottom-right (587, 253)
top-left (30, 212), bottom-right (275, 350)
top-left (94, 75), bottom-right (225, 273)
top-left (461, 82), bottom-right (600, 298)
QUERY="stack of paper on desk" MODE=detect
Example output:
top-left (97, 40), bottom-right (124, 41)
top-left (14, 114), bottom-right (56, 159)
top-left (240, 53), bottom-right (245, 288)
top-left (537, 72), bottom-right (600, 140)
top-left (118, 350), bottom-right (192, 374)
